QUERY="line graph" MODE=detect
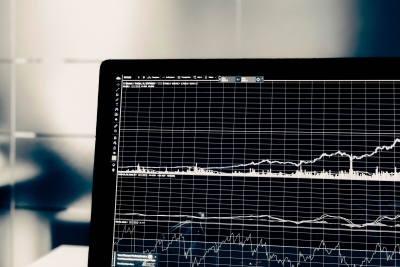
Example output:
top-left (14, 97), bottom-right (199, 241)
top-left (120, 139), bottom-right (400, 180)
top-left (120, 229), bottom-right (400, 267)
top-left (117, 213), bottom-right (400, 229)
top-left (148, 237), bottom-right (400, 267)
top-left (116, 223), bottom-right (400, 267)
top-left (202, 138), bottom-right (400, 171)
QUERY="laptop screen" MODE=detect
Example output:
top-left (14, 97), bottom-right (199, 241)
top-left (90, 59), bottom-right (400, 267)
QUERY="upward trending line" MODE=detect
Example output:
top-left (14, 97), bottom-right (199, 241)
top-left (204, 138), bottom-right (400, 170)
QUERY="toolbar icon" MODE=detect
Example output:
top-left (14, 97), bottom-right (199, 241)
top-left (255, 76), bottom-right (264, 82)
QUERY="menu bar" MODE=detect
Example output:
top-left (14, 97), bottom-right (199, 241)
top-left (119, 75), bottom-right (264, 83)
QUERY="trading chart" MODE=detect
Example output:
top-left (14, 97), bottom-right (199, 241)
top-left (112, 78), bottom-right (400, 267)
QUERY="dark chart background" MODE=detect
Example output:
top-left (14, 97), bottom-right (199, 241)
top-left (114, 81), bottom-right (400, 267)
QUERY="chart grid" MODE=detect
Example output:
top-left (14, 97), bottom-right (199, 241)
top-left (113, 80), bottom-right (400, 267)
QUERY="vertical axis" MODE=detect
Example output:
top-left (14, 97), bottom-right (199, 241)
top-left (112, 74), bottom-right (124, 262)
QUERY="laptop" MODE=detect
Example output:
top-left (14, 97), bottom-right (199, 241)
top-left (88, 59), bottom-right (400, 267)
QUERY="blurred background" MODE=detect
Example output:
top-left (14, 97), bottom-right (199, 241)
top-left (0, 0), bottom-right (400, 266)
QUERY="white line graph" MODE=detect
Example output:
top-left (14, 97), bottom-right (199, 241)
top-left (117, 213), bottom-right (400, 229)
top-left (139, 231), bottom-right (400, 267)
top-left (202, 138), bottom-right (400, 170)
top-left (121, 139), bottom-right (400, 180)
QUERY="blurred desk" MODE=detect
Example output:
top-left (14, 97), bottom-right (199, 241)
top-left (27, 245), bottom-right (88, 267)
